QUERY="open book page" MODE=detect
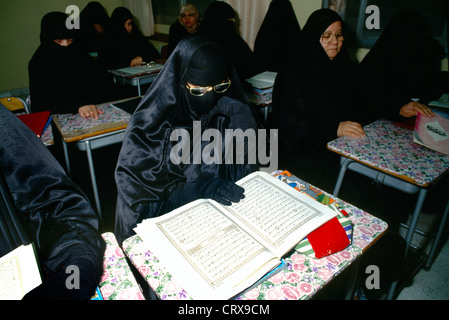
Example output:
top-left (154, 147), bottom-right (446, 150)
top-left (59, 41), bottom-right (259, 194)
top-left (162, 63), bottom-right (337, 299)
top-left (135, 199), bottom-right (280, 300)
top-left (134, 172), bottom-right (337, 299)
top-left (228, 171), bottom-right (338, 257)
top-left (0, 244), bottom-right (42, 300)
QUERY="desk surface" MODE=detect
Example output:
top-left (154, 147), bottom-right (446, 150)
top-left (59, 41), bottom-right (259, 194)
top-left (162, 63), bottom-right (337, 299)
top-left (53, 103), bottom-right (132, 143)
top-left (327, 119), bottom-right (449, 187)
top-left (122, 170), bottom-right (388, 300)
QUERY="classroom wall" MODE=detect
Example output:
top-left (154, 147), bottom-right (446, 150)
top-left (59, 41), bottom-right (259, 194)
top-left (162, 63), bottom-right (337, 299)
top-left (0, 0), bottom-right (446, 94)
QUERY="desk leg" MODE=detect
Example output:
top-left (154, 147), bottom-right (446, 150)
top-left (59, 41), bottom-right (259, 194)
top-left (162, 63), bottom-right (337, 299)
top-left (333, 157), bottom-right (352, 197)
top-left (137, 78), bottom-right (141, 96)
top-left (425, 197), bottom-right (449, 269)
top-left (62, 140), bottom-right (71, 177)
top-left (405, 188), bottom-right (427, 255)
top-left (84, 141), bottom-right (103, 225)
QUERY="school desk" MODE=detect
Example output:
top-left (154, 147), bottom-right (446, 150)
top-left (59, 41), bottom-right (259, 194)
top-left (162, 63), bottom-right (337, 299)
top-left (327, 119), bottom-right (449, 271)
top-left (109, 63), bottom-right (163, 96)
top-left (121, 170), bottom-right (388, 300)
top-left (52, 101), bottom-right (133, 222)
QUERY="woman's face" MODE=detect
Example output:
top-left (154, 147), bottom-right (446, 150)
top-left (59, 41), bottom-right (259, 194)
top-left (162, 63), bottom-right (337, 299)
top-left (124, 19), bottom-right (133, 34)
top-left (320, 20), bottom-right (344, 60)
top-left (180, 11), bottom-right (197, 28)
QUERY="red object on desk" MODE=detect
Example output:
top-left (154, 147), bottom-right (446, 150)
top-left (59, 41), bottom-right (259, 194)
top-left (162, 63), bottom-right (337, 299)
top-left (17, 111), bottom-right (51, 138)
top-left (307, 217), bottom-right (350, 259)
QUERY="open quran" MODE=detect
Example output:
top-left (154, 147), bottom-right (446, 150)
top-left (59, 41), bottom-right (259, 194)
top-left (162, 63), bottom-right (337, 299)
top-left (134, 171), bottom-right (337, 300)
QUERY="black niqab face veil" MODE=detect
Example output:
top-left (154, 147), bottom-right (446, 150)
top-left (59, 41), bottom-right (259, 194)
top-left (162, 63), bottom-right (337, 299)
top-left (40, 12), bottom-right (77, 45)
top-left (184, 44), bottom-right (230, 115)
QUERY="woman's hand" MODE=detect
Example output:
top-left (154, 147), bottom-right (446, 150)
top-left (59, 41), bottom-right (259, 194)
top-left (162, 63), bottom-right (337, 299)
top-left (400, 101), bottom-right (434, 118)
top-left (130, 56), bottom-right (143, 66)
top-left (78, 105), bottom-right (104, 119)
top-left (337, 121), bottom-right (366, 138)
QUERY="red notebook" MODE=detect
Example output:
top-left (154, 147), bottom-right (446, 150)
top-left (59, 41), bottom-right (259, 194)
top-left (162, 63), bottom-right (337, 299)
top-left (17, 111), bottom-right (52, 138)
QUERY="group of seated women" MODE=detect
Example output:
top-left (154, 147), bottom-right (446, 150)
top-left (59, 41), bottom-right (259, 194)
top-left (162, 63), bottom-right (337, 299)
top-left (28, 2), bottom-right (161, 118)
top-left (6, 1), bottom-right (446, 299)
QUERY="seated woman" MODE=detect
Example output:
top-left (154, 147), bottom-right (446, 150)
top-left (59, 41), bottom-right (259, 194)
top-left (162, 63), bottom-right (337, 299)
top-left (198, 1), bottom-right (263, 80)
top-left (99, 7), bottom-right (160, 69)
top-left (114, 35), bottom-right (263, 244)
top-left (79, 1), bottom-right (111, 56)
top-left (272, 9), bottom-right (366, 192)
top-left (254, 0), bottom-right (302, 73)
top-left (29, 11), bottom-right (112, 118)
top-left (357, 12), bottom-right (444, 124)
top-left (168, 4), bottom-right (200, 56)
top-left (0, 104), bottom-right (105, 300)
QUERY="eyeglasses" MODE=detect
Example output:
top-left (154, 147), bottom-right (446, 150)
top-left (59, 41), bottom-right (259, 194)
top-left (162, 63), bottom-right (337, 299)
top-left (186, 79), bottom-right (231, 96)
top-left (320, 32), bottom-right (344, 44)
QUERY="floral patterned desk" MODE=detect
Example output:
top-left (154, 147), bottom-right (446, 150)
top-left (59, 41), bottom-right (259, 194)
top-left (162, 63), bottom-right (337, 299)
top-left (327, 119), bottom-right (449, 270)
top-left (121, 171), bottom-right (388, 300)
top-left (327, 119), bottom-right (449, 187)
top-left (99, 232), bottom-right (145, 300)
top-left (53, 104), bottom-right (132, 143)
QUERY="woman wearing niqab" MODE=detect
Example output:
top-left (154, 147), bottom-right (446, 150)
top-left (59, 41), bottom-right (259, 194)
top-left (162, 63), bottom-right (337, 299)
top-left (198, 1), bottom-right (262, 80)
top-left (79, 1), bottom-right (111, 55)
top-left (28, 11), bottom-right (111, 115)
top-left (357, 12), bottom-right (446, 124)
top-left (114, 36), bottom-right (262, 244)
top-left (254, 0), bottom-right (302, 73)
top-left (99, 7), bottom-right (160, 69)
top-left (272, 9), bottom-right (365, 192)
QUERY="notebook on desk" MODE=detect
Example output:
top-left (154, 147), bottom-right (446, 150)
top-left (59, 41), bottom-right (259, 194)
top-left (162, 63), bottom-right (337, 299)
top-left (413, 107), bottom-right (449, 155)
top-left (17, 111), bottom-right (52, 138)
top-left (109, 63), bottom-right (163, 78)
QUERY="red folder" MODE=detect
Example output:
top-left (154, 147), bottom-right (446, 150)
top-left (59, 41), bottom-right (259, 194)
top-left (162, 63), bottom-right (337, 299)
top-left (17, 111), bottom-right (52, 138)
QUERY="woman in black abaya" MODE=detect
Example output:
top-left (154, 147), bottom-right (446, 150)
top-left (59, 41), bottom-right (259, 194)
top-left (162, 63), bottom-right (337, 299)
top-left (99, 7), bottom-right (160, 69)
top-left (272, 9), bottom-right (365, 192)
top-left (114, 36), bottom-right (262, 244)
top-left (198, 1), bottom-right (262, 80)
top-left (254, 0), bottom-right (302, 73)
top-left (29, 11), bottom-right (112, 118)
top-left (357, 12), bottom-right (444, 124)
top-left (0, 104), bottom-right (105, 300)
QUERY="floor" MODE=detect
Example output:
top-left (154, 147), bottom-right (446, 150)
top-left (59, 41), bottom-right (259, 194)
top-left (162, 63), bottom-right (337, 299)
top-left (51, 136), bottom-right (449, 300)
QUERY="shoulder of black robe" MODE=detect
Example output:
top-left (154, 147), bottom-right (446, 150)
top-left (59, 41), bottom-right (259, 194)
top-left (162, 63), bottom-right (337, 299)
top-left (272, 9), bottom-right (358, 163)
top-left (0, 105), bottom-right (105, 300)
top-left (168, 20), bottom-right (190, 55)
top-left (114, 35), bottom-right (262, 244)
top-left (358, 12), bottom-right (446, 123)
top-left (254, 0), bottom-right (302, 72)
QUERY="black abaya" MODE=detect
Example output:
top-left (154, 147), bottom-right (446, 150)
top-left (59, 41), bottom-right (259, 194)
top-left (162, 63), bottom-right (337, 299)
top-left (114, 35), bottom-right (263, 244)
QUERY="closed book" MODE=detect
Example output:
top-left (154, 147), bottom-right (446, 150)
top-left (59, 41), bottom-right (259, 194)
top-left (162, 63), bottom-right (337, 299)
top-left (17, 111), bottom-right (51, 138)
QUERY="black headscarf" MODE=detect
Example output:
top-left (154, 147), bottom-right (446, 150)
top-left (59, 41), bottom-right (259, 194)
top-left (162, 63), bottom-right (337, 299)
top-left (358, 12), bottom-right (447, 123)
top-left (29, 11), bottom-right (111, 114)
top-left (199, 1), bottom-right (263, 80)
top-left (114, 35), bottom-right (262, 243)
top-left (99, 7), bottom-right (160, 69)
top-left (0, 104), bottom-right (105, 299)
top-left (79, 1), bottom-right (111, 54)
top-left (254, 0), bottom-right (302, 72)
top-left (272, 9), bottom-right (359, 189)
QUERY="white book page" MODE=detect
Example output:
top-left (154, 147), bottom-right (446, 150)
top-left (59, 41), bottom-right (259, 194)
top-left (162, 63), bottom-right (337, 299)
top-left (0, 244), bottom-right (42, 300)
top-left (227, 171), bottom-right (337, 257)
top-left (135, 199), bottom-right (280, 300)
